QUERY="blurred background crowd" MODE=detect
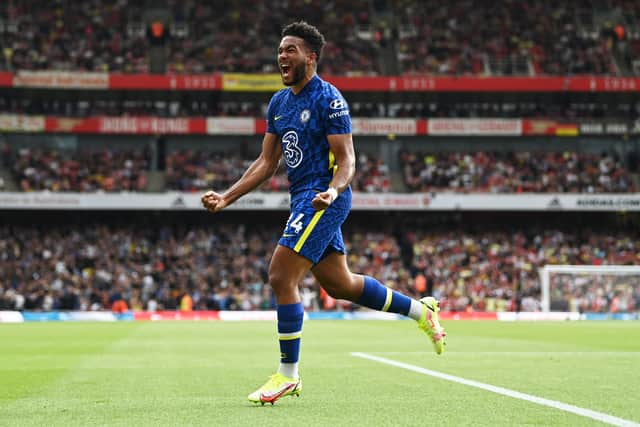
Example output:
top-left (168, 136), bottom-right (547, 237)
top-left (2, 0), bottom-right (639, 76)
top-left (0, 213), bottom-right (638, 313)
top-left (1, 144), bottom-right (636, 194)
top-left (1, 0), bottom-right (639, 315)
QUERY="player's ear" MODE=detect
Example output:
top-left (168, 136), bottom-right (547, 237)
top-left (307, 51), bottom-right (316, 65)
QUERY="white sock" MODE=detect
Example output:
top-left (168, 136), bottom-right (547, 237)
top-left (278, 362), bottom-right (299, 379)
top-left (408, 299), bottom-right (424, 321)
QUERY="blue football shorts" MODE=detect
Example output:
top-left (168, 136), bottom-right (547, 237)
top-left (278, 190), bottom-right (350, 264)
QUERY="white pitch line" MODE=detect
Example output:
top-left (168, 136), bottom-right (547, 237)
top-left (372, 351), bottom-right (640, 356)
top-left (351, 352), bottom-right (640, 427)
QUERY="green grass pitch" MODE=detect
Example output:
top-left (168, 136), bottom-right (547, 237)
top-left (1, 320), bottom-right (639, 426)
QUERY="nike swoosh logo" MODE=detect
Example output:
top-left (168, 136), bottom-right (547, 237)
top-left (274, 115), bottom-right (283, 121)
top-left (260, 383), bottom-right (297, 402)
top-left (282, 233), bottom-right (296, 238)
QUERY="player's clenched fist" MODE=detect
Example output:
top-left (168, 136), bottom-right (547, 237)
top-left (201, 190), bottom-right (227, 213)
top-left (311, 187), bottom-right (338, 211)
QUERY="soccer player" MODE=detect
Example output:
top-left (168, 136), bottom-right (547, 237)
top-left (201, 21), bottom-right (446, 405)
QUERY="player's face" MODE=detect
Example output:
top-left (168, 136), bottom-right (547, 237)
top-left (278, 36), bottom-right (311, 86)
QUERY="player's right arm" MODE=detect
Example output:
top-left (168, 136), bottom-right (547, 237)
top-left (201, 132), bottom-right (282, 213)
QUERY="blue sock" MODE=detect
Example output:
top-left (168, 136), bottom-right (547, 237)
top-left (277, 302), bottom-right (304, 364)
top-left (356, 276), bottom-right (412, 316)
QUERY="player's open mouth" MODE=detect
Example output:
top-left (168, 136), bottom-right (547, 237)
top-left (280, 64), bottom-right (291, 78)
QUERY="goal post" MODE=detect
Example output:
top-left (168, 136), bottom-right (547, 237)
top-left (539, 265), bottom-right (640, 312)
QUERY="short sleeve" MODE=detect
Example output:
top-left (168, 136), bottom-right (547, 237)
top-left (266, 94), bottom-right (278, 134)
top-left (324, 89), bottom-right (352, 135)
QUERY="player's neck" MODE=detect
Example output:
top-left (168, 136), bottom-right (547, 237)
top-left (291, 72), bottom-right (317, 95)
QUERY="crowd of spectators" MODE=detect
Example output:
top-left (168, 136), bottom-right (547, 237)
top-left (1, 218), bottom-right (637, 313)
top-left (351, 152), bottom-right (391, 193)
top-left (393, 0), bottom-right (625, 76)
top-left (166, 0), bottom-right (380, 75)
top-left (165, 149), bottom-right (287, 193)
top-left (10, 147), bottom-right (149, 192)
top-left (4, 145), bottom-right (635, 194)
top-left (401, 150), bottom-right (636, 193)
top-left (0, 0), bottom-right (381, 75)
top-left (2, 0), bottom-right (637, 75)
top-left (394, 1), bottom-right (487, 75)
top-left (549, 273), bottom-right (639, 313)
top-left (405, 225), bottom-right (639, 313)
top-left (165, 149), bottom-right (390, 193)
top-left (1, 0), bottom-right (147, 72)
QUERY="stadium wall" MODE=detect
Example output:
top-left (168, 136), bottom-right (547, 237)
top-left (2, 114), bottom-right (639, 136)
top-left (1, 192), bottom-right (639, 211)
top-left (2, 310), bottom-right (637, 323)
top-left (2, 71), bottom-right (640, 92)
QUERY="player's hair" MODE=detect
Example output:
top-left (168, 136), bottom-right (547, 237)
top-left (282, 21), bottom-right (325, 63)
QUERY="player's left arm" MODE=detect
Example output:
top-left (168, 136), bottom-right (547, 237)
top-left (311, 133), bottom-right (355, 211)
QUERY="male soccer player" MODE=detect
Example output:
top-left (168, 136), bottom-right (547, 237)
top-left (201, 21), bottom-right (446, 405)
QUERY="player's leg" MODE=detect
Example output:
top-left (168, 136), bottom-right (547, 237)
top-left (269, 244), bottom-right (312, 379)
top-left (250, 194), bottom-right (345, 405)
top-left (248, 245), bottom-right (310, 405)
top-left (311, 252), bottom-right (420, 317)
top-left (311, 252), bottom-right (446, 354)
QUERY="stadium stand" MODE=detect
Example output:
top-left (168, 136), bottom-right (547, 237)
top-left (0, 0), bottom-right (148, 72)
top-left (165, 149), bottom-right (262, 193)
top-left (0, 1), bottom-right (639, 315)
top-left (10, 147), bottom-right (149, 192)
top-left (392, 0), bottom-right (630, 76)
top-left (400, 150), bottom-right (636, 193)
top-left (0, 213), bottom-right (637, 312)
top-left (3, 144), bottom-right (634, 194)
top-left (164, 149), bottom-right (389, 193)
top-left (166, 0), bottom-right (380, 75)
top-left (2, 0), bottom-right (638, 75)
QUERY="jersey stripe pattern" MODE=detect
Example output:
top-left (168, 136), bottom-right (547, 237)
top-left (266, 75), bottom-right (353, 209)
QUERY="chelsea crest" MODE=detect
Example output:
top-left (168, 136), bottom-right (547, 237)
top-left (300, 109), bottom-right (310, 123)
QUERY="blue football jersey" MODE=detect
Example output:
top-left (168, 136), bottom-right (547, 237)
top-left (266, 75), bottom-right (352, 199)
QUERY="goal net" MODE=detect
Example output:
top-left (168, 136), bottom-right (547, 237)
top-left (539, 265), bottom-right (640, 313)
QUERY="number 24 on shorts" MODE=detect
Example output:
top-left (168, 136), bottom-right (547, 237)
top-left (286, 213), bottom-right (305, 234)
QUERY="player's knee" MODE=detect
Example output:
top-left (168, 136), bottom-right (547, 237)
top-left (322, 275), bottom-right (360, 301)
top-left (268, 270), bottom-right (295, 293)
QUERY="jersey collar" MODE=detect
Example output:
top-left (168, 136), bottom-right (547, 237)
top-left (291, 74), bottom-right (321, 97)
